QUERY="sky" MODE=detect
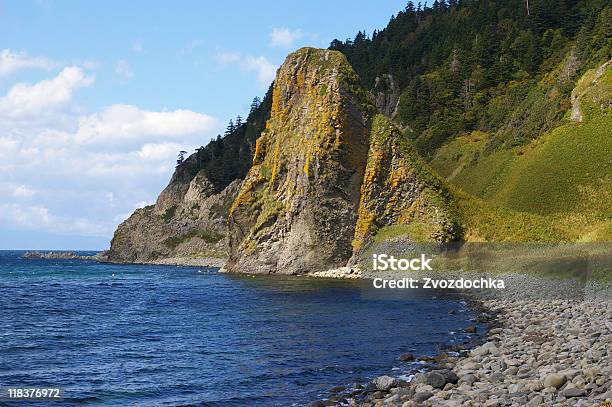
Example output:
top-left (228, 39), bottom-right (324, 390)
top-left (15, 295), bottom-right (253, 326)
top-left (0, 0), bottom-right (407, 250)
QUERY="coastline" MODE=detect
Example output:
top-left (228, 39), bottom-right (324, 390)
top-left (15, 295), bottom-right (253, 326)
top-left (19, 251), bottom-right (227, 269)
top-left (137, 256), bottom-right (227, 268)
top-left (18, 253), bottom-right (612, 405)
top-left (311, 296), bottom-right (611, 406)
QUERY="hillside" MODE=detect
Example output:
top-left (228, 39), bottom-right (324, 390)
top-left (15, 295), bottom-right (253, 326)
top-left (331, 0), bottom-right (611, 244)
top-left (103, 79), bottom-right (272, 263)
top-left (430, 60), bottom-right (611, 241)
top-left (331, 0), bottom-right (611, 154)
top-left (354, 115), bottom-right (572, 253)
top-left (225, 49), bottom-right (574, 275)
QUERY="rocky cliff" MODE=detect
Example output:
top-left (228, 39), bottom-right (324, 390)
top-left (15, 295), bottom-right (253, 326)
top-left (352, 114), bottom-right (463, 254)
top-left (373, 74), bottom-right (400, 117)
top-left (223, 47), bottom-right (569, 275)
top-left (104, 154), bottom-right (240, 264)
top-left (352, 113), bottom-right (573, 253)
top-left (225, 48), bottom-right (375, 274)
top-left (104, 85), bottom-right (272, 265)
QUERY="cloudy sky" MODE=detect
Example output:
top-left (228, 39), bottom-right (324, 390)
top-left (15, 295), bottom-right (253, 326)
top-left (0, 0), bottom-right (405, 249)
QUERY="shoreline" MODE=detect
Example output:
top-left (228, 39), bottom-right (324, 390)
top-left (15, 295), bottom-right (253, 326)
top-left (135, 256), bottom-right (227, 268)
top-left (311, 297), bottom-right (611, 407)
top-left (17, 252), bottom-right (612, 405)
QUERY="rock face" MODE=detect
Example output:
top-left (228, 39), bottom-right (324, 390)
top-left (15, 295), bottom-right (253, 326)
top-left (104, 157), bottom-right (241, 263)
top-left (373, 74), bottom-right (400, 117)
top-left (225, 48), bottom-right (375, 274)
top-left (352, 114), bottom-right (463, 253)
top-left (571, 58), bottom-right (612, 122)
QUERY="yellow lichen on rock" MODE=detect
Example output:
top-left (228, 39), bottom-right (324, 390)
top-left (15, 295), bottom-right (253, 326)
top-left (352, 114), bottom-right (463, 251)
top-left (226, 47), bottom-right (375, 274)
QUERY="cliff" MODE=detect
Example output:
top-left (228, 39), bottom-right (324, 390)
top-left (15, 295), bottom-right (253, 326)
top-left (223, 47), bottom-right (563, 275)
top-left (104, 84), bottom-right (272, 265)
top-left (106, 46), bottom-right (605, 269)
top-left (352, 114), bottom-right (462, 254)
top-left (104, 155), bottom-right (240, 264)
top-left (225, 48), bottom-right (375, 274)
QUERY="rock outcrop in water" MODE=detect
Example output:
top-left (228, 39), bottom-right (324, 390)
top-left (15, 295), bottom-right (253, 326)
top-left (225, 48), bottom-right (375, 274)
top-left (22, 251), bottom-right (96, 260)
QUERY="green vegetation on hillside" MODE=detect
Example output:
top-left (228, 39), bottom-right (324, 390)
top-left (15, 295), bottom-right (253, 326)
top-left (430, 65), bottom-right (611, 241)
top-left (332, 1), bottom-right (610, 243)
top-left (331, 0), bottom-right (611, 153)
top-left (160, 1), bottom-right (611, 252)
top-left (163, 229), bottom-right (225, 249)
top-left (357, 115), bottom-right (573, 249)
top-left (171, 88), bottom-right (273, 193)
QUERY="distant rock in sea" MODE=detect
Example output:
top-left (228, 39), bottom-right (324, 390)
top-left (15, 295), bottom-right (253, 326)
top-left (22, 251), bottom-right (97, 260)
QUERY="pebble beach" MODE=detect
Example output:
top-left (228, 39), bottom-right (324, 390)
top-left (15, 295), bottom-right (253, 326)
top-left (313, 299), bottom-right (611, 407)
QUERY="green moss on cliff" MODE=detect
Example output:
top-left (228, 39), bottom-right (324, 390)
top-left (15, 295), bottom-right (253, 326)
top-left (354, 114), bottom-right (462, 250)
top-left (227, 48), bottom-right (374, 273)
top-left (163, 229), bottom-right (225, 249)
top-left (161, 206), bottom-right (177, 222)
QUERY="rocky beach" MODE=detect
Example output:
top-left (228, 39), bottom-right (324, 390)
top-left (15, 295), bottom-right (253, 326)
top-left (312, 298), bottom-right (611, 407)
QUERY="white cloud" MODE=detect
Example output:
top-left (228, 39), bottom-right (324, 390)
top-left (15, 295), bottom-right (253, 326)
top-left (132, 39), bottom-right (144, 53)
top-left (137, 142), bottom-right (183, 161)
top-left (114, 60), bottom-right (134, 81)
top-left (0, 136), bottom-right (19, 154)
top-left (0, 66), bottom-right (94, 121)
top-left (243, 56), bottom-right (277, 87)
top-left (217, 52), bottom-right (277, 87)
top-left (0, 203), bottom-right (112, 236)
top-left (0, 65), bottom-right (221, 241)
top-left (269, 27), bottom-right (303, 48)
top-left (75, 104), bottom-right (218, 147)
top-left (216, 51), bottom-right (241, 64)
top-left (0, 49), bottom-right (55, 77)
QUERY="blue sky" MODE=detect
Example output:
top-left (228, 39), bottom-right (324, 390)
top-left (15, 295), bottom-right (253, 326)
top-left (0, 0), bottom-right (407, 249)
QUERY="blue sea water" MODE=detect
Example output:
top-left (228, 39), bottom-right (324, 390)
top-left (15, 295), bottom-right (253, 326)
top-left (0, 251), bottom-right (482, 406)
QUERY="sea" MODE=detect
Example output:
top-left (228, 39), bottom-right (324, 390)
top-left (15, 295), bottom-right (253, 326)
top-left (0, 250), bottom-right (482, 406)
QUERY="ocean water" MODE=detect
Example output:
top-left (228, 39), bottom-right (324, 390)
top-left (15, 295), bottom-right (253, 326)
top-left (0, 251), bottom-right (481, 406)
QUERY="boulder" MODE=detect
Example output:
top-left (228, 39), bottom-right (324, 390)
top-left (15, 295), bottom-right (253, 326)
top-left (543, 373), bottom-right (567, 389)
top-left (563, 387), bottom-right (586, 398)
top-left (372, 375), bottom-right (397, 391)
top-left (426, 369), bottom-right (459, 389)
top-left (399, 352), bottom-right (415, 361)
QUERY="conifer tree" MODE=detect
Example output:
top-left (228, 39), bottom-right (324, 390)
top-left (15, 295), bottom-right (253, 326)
top-left (225, 119), bottom-right (235, 136)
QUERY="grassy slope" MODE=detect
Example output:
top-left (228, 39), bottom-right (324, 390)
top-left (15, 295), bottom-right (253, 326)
top-left (429, 65), bottom-right (612, 241)
top-left (366, 116), bottom-right (573, 245)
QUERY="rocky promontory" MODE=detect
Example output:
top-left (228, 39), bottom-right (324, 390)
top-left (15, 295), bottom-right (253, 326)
top-left (103, 162), bottom-right (241, 265)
